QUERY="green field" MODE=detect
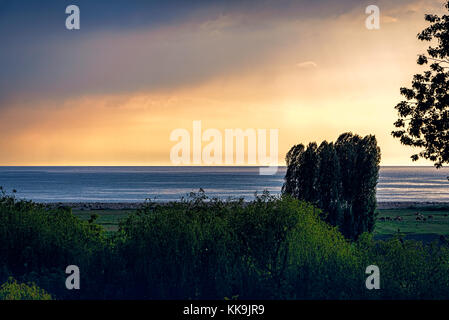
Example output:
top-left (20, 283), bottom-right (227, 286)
top-left (72, 209), bottom-right (133, 232)
top-left (374, 208), bottom-right (449, 242)
top-left (73, 207), bottom-right (449, 241)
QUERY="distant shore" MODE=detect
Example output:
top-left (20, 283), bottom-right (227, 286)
top-left (42, 201), bottom-right (449, 211)
top-left (376, 202), bottom-right (449, 210)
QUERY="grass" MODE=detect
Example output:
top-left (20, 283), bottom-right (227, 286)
top-left (72, 206), bottom-right (449, 241)
top-left (72, 209), bottom-right (132, 232)
top-left (374, 208), bottom-right (449, 242)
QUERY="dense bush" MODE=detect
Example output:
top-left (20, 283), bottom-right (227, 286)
top-left (114, 191), bottom-right (365, 299)
top-left (283, 133), bottom-right (381, 240)
top-left (0, 190), bottom-right (108, 299)
top-left (114, 192), bottom-right (242, 299)
top-left (0, 277), bottom-right (51, 300)
top-left (1, 190), bottom-right (449, 299)
top-left (357, 233), bottom-right (449, 299)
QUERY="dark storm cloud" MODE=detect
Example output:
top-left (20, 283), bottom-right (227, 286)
top-left (0, 0), bottom-right (369, 35)
top-left (0, 0), bottom-right (428, 105)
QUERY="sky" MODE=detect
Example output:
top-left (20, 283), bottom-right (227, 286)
top-left (0, 0), bottom-right (446, 166)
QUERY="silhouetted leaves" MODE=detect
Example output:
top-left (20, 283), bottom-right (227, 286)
top-left (392, 1), bottom-right (449, 168)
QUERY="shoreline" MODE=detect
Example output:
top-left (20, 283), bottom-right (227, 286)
top-left (41, 201), bottom-right (449, 211)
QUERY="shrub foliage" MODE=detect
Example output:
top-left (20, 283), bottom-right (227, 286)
top-left (0, 277), bottom-right (51, 300)
top-left (1, 191), bottom-right (449, 300)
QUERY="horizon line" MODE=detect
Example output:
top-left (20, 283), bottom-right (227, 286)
top-left (0, 164), bottom-right (443, 168)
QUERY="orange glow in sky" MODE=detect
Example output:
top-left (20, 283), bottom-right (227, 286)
top-left (0, 0), bottom-right (444, 166)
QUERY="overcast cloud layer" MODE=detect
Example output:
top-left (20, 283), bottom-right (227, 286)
top-left (0, 0), bottom-right (440, 105)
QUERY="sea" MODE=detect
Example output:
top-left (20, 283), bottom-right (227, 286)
top-left (0, 166), bottom-right (448, 203)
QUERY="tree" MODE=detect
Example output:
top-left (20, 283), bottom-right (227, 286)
top-left (298, 143), bottom-right (319, 204)
top-left (316, 141), bottom-right (342, 226)
top-left (283, 133), bottom-right (380, 240)
top-left (335, 133), bottom-right (380, 238)
top-left (282, 143), bottom-right (319, 204)
top-left (283, 144), bottom-right (305, 197)
top-left (392, 1), bottom-right (449, 168)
